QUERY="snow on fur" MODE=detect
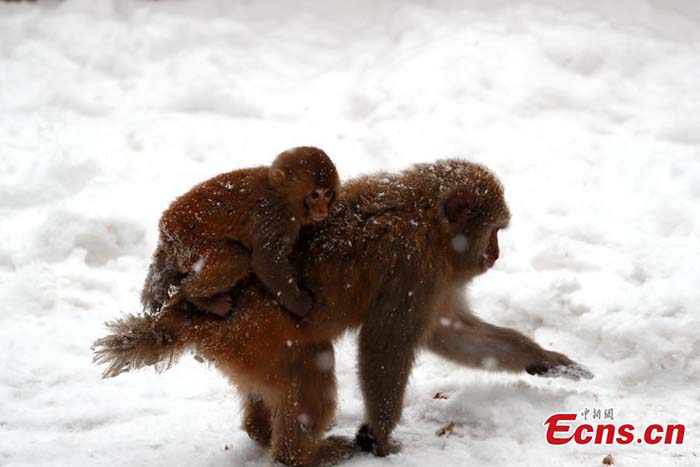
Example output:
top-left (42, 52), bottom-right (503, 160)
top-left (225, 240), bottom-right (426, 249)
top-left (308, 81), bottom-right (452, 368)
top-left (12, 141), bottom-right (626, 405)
top-left (1, 1), bottom-right (699, 466)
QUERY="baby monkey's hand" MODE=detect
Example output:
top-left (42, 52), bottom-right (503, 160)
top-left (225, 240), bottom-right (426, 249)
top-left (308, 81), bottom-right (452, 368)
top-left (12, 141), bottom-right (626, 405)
top-left (281, 288), bottom-right (313, 318)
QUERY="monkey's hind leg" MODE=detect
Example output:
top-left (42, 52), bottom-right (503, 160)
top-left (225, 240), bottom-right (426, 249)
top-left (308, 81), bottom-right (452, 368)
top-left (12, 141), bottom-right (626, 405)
top-left (271, 343), bottom-right (353, 467)
top-left (180, 241), bottom-right (251, 317)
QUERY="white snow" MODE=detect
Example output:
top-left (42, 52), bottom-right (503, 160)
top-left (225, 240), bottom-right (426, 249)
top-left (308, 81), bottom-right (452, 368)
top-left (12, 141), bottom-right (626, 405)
top-left (450, 233), bottom-right (469, 253)
top-left (1, 0), bottom-right (699, 466)
top-left (192, 257), bottom-right (206, 274)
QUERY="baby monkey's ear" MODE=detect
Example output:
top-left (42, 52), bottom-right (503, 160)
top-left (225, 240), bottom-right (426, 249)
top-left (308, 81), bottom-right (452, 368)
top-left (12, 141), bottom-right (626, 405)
top-left (269, 167), bottom-right (287, 187)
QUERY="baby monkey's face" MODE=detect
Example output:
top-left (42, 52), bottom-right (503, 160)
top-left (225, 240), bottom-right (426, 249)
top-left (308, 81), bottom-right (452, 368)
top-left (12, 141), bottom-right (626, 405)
top-left (304, 187), bottom-right (335, 223)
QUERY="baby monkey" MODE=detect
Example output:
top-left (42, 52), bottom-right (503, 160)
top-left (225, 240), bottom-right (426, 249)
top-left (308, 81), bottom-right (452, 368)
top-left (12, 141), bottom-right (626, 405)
top-left (143, 146), bottom-right (339, 318)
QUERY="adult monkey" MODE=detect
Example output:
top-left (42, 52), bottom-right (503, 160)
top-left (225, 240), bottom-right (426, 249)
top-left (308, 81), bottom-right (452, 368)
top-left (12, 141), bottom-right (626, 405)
top-left (94, 159), bottom-right (593, 466)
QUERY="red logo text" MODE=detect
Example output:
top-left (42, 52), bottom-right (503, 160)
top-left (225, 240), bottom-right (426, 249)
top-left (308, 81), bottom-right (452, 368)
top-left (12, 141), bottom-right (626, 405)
top-left (544, 413), bottom-right (685, 445)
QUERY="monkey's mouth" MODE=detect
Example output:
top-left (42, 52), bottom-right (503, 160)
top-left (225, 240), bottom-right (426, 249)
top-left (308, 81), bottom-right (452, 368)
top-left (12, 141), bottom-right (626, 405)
top-left (483, 252), bottom-right (498, 269)
top-left (310, 213), bottom-right (328, 222)
top-left (482, 229), bottom-right (500, 269)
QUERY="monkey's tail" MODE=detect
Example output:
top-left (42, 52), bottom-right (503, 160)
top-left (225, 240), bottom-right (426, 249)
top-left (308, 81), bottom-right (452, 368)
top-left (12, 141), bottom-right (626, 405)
top-left (141, 240), bottom-right (179, 314)
top-left (92, 311), bottom-right (186, 379)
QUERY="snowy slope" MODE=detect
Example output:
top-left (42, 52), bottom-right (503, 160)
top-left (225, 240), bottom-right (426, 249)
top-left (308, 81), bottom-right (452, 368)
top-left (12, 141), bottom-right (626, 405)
top-left (1, 1), bottom-right (699, 466)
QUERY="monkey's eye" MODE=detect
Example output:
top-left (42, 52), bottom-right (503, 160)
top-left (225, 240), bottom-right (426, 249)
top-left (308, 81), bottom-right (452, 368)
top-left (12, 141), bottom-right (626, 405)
top-left (310, 191), bottom-right (320, 200)
top-left (324, 190), bottom-right (334, 199)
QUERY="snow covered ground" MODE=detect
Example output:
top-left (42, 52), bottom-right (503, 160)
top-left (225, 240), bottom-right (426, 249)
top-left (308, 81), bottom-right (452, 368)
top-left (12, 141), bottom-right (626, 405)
top-left (1, 0), bottom-right (699, 466)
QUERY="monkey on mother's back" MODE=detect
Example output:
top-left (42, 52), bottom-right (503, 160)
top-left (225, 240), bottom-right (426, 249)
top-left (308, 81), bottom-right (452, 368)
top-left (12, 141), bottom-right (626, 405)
top-left (141, 146), bottom-right (340, 319)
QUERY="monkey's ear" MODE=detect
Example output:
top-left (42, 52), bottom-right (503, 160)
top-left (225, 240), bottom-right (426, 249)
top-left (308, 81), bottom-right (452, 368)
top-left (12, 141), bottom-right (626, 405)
top-left (443, 191), bottom-right (475, 223)
top-left (269, 168), bottom-right (287, 187)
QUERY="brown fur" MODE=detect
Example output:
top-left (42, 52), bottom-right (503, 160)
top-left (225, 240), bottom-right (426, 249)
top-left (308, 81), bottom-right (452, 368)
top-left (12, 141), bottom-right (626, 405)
top-left (141, 146), bottom-right (340, 318)
top-left (95, 159), bottom-right (592, 466)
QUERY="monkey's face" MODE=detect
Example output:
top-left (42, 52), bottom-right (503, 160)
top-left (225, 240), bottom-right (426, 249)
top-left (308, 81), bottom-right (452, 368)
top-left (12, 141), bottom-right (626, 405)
top-left (269, 146), bottom-right (340, 225)
top-left (303, 187), bottom-right (335, 223)
top-left (442, 183), bottom-right (510, 276)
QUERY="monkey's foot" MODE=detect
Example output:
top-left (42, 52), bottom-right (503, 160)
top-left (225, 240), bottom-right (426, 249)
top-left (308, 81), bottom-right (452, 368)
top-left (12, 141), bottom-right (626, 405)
top-left (317, 436), bottom-right (354, 466)
top-left (355, 424), bottom-right (401, 457)
top-left (190, 294), bottom-right (232, 317)
top-left (243, 416), bottom-right (272, 447)
top-left (208, 294), bottom-right (233, 317)
top-left (274, 436), bottom-right (353, 467)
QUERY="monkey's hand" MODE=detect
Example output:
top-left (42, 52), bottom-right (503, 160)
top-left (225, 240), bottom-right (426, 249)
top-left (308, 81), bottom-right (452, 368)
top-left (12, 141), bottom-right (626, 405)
top-left (280, 289), bottom-right (313, 318)
top-left (526, 350), bottom-right (594, 381)
top-left (355, 424), bottom-right (401, 457)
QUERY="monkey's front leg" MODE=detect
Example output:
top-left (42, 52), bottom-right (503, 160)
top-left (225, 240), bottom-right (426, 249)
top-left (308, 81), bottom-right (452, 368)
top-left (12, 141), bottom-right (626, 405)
top-left (355, 313), bottom-right (425, 456)
top-left (426, 298), bottom-right (593, 380)
top-left (251, 240), bottom-right (312, 318)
